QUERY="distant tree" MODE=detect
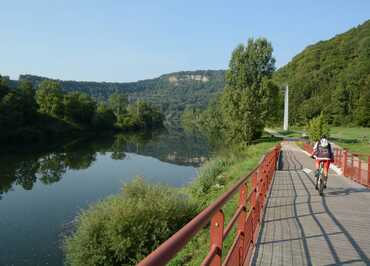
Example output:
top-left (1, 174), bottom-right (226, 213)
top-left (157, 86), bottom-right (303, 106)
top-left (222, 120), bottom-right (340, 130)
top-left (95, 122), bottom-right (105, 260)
top-left (17, 80), bottom-right (38, 120)
top-left (0, 92), bottom-right (27, 129)
top-left (0, 75), bottom-right (10, 99)
top-left (108, 92), bottom-right (128, 116)
top-left (92, 102), bottom-right (116, 130)
top-left (36, 80), bottom-right (64, 118)
top-left (220, 38), bottom-right (276, 143)
top-left (118, 100), bottom-right (164, 130)
top-left (64, 92), bottom-right (96, 126)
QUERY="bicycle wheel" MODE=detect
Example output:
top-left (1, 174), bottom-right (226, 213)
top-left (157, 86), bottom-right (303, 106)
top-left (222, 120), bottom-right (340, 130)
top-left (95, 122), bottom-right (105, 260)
top-left (318, 175), bottom-right (324, 196)
top-left (318, 162), bottom-right (324, 196)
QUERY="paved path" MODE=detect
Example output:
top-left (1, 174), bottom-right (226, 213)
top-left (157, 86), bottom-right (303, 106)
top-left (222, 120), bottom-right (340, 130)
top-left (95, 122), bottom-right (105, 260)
top-left (252, 142), bottom-right (370, 266)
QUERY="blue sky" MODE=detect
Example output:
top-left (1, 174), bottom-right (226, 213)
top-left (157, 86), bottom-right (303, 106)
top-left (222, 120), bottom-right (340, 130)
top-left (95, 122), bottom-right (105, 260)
top-left (1, 0), bottom-right (369, 82)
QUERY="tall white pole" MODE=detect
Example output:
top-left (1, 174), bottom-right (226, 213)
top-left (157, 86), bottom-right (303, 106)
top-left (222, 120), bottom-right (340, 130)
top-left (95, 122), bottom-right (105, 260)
top-left (283, 85), bottom-right (289, 131)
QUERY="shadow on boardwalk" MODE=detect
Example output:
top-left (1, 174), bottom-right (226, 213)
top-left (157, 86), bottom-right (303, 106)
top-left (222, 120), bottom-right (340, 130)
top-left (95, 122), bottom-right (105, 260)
top-left (252, 143), bottom-right (370, 266)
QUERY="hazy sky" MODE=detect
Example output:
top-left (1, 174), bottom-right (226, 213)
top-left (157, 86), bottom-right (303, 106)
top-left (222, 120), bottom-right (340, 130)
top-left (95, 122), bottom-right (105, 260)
top-left (1, 0), bottom-right (369, 82)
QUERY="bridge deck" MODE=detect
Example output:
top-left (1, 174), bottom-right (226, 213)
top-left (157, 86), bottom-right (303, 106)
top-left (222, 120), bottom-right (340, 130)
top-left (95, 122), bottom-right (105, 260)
top-left (252, 143), bottom-right (370, 266)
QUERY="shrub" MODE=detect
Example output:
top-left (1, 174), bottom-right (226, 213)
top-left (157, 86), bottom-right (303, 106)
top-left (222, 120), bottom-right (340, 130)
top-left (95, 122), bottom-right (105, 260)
top-left (64, 178), bottom-right (198, 266)
top-left (306, 112), bottom-right (330, 142)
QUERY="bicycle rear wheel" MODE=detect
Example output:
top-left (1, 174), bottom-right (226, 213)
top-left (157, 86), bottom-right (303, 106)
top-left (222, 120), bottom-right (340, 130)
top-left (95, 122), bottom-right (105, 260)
top-left (318, 176), bottom-right (324, 196)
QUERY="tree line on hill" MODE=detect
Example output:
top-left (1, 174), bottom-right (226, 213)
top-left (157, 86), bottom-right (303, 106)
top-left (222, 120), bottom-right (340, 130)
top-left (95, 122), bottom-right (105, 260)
top-left (0, 77), bottom-right (164, 144)
top-left (274, 19), bottom-right (370, 127)
top-left (14, 70), bottom-right (225, 122)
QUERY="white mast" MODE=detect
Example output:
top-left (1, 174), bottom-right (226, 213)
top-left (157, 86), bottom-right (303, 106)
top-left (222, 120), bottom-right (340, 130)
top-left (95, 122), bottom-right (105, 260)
top-left (283, 85), bottom-right (289, 131)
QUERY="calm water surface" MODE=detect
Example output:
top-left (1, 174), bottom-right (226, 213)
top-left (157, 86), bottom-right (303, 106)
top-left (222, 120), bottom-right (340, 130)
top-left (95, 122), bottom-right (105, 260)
top-left (0, 129), bottom-right (209, 266)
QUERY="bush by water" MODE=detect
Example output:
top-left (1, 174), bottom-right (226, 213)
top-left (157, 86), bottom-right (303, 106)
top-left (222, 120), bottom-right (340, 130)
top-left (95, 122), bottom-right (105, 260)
top-left (64, 178), bottom-right (198, 266)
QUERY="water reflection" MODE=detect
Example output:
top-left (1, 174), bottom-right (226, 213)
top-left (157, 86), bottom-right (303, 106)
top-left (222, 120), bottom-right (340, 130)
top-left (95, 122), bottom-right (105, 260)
top-left (0, 128), bottom-right (209, 200)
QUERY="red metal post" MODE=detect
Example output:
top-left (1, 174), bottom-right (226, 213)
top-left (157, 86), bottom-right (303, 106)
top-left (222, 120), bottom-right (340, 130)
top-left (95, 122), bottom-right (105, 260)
top-left (358, 158), bottom-right (362, 184)
top-left (209, 210), bottom-right (224, 266)
top-left (343, 150), bottom-right (348, 176)
top-left (251, 172), bottom-right (257, 230)
top-left (368, 156), bottom-right (370, 188)
top-left (237, 184), bottom-right (247, 261)
top-left (351, 154), bottom-right (354, 179)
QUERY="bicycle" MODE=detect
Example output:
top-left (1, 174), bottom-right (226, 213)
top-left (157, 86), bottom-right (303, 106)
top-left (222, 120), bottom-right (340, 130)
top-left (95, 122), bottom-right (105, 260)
top-left (311, 156), bottom-right (326, 196)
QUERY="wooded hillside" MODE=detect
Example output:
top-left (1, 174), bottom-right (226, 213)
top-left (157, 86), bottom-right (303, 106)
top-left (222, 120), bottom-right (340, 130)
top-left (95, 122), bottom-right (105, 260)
top-left (274, 20), bottom-right (370, 126)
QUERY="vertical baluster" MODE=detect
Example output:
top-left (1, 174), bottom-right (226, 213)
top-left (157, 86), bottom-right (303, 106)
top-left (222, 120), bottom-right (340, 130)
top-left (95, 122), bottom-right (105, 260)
top-left (238, 183), bottom-right (247, 262)
top-left (343, 150), bottom-right (348, 176)
top-left (251, 172), bottom-right (257, 232)
top-left (209, 210), bottom-right (224, 266)
top-left (358, 157), bottom-right (362, 184)
top-left (368, 156), bottom-right (370, 188)
top-left (351, 154), bottom-right (354, 179)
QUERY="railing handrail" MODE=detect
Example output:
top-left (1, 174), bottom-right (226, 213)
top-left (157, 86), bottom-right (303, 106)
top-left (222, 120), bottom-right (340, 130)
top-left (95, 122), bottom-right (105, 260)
top-left (138, 145), bottom-right (280, 266)
top-left (137, 167), bottom-right (259, 266)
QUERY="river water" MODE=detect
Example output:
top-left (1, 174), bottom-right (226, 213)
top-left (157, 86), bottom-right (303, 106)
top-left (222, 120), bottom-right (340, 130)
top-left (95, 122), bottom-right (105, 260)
top-left (0, 129), bottom-right (210, 266)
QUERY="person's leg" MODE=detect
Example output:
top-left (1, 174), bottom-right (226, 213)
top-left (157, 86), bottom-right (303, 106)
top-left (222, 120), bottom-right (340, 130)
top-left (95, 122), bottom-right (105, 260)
top-left (315, 160), bottom-right (320, 189)
top-left (323, 160), bottom-right (330, 188)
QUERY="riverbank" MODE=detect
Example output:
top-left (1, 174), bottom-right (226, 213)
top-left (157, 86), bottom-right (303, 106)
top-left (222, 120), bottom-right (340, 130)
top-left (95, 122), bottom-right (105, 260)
top-left (64, 139), bottom-right (279, 265)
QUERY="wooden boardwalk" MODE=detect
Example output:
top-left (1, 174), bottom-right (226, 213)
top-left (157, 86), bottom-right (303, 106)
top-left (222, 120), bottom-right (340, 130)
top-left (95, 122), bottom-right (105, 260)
top-left (252, 143), bottom-right (370, 266)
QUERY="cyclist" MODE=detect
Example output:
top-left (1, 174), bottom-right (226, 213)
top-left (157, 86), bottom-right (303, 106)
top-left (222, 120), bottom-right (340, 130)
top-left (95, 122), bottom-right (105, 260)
top-left (311, 136), bottom-right (334, 189)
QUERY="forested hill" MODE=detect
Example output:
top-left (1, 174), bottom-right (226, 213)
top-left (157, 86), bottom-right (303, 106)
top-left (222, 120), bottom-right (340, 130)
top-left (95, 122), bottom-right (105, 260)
top-left (16, 70), bottom-right (225, 122)
top-left (274, 19), bottom-right (370, 126)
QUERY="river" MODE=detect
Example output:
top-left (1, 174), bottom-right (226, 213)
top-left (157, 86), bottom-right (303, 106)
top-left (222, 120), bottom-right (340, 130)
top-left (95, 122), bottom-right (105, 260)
top-left (0, 129), bottom-right (210, 266)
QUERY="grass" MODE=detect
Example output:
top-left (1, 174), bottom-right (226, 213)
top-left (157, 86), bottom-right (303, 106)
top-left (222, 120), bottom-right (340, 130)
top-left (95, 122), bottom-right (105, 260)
top-left (328, 127), bottom-right (370, 157)
top-left (334, 142), bottom-right (370, 160)
top-left (329, 127), bottom-right (370, 142)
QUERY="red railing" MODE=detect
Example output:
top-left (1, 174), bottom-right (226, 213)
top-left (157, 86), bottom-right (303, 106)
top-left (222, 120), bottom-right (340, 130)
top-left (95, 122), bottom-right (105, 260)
top-left (304, 143), bottom-right (370, 188)
top-left (138, 145), bottom-right (281, 266)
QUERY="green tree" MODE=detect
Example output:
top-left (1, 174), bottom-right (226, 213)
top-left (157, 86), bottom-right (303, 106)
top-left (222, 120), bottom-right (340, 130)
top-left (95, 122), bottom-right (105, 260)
top-left (220, 38), bottom-right (276, 143)
top-left (306, 112), bottom-right (330, 142)
top-left (64, 92), bottom-right (96, 125)
top-left (108, 92), bottom-right (128, 116)
top-left (92, 102), bottom-right (116, 130)
top-left (17, 80), bottom-right (38, 120)
top-left (0, 75), bottom-right (10, 99)
top-left (118, 100), bottom-right (164, 130)
top-left (36, 80), bottom-right (64, 118)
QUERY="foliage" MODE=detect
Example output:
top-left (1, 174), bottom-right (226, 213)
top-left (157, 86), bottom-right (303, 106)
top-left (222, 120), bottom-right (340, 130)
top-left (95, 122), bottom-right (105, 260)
top-left (204, 38), bottom-right (279, 144)
top-left (108, 92), bottom-right (128, 116)
top-left (64, 92), bottom-right (97, 126)
top-left (36, 80), bottom-right (64, 118)
top-left (64, 178), bottom-right (198, 266)
top-left (306, 112), bottom-right (330, 141)
top-left (0, 77), bottom-right (164, 144)
top-left (93, 102), bottom-right (116, 130)
top-left (117, 101), bottom-right (164, 130)
top-left (274, 19), bottom-right (370, 126)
